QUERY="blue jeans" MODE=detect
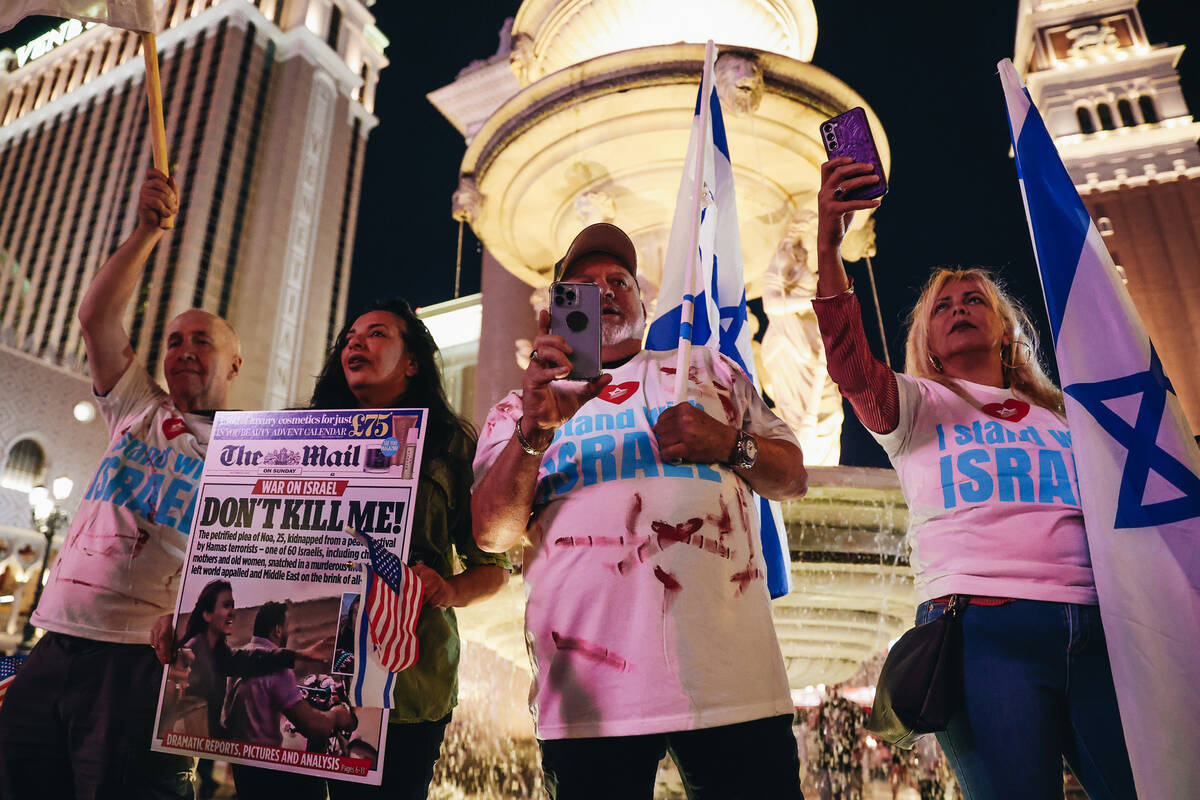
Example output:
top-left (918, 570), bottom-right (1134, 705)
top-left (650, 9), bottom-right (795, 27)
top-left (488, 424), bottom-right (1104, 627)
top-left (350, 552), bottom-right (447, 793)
top-left (915, 599), bottom-right (1135, 800)
top-left (539, 714), bottom-right (803, 799)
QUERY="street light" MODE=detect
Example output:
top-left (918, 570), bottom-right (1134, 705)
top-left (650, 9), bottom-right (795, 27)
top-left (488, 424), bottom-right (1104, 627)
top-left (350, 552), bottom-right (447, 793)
top-left (20, 476), bottom-right (72, 652)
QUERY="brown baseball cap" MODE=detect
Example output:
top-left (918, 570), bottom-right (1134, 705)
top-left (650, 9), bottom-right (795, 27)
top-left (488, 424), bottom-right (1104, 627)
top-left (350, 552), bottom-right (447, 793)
top-left (553, 222), bottom-right (638, 281)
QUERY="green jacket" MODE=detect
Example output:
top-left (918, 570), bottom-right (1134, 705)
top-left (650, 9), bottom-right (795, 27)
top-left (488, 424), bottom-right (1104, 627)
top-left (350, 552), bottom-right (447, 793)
top-left (388, 426), bottom-right (510, 723)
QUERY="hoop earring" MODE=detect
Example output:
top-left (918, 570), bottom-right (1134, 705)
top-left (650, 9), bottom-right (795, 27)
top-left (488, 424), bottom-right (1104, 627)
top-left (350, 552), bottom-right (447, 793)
top-left (1000, 340), bottom-right (1033, 370)
top-left (928, 353), bottom-right (944, 373)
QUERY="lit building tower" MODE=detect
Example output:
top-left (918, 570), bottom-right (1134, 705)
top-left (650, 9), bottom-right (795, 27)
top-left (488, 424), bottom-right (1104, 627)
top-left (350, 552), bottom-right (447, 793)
top-left (0, 0), bottom-right (388, 412)
top-left (0, 0), bottom-right (387, 626)
top-left (432, 0), bottom-right (914, 689)
top-left (1014, 0), bottom-right (1200, 432)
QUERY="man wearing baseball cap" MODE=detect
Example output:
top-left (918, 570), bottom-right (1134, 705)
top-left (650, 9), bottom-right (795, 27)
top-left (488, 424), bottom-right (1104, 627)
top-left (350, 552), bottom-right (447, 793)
top-left (472, 222), bottom-right (808, 798)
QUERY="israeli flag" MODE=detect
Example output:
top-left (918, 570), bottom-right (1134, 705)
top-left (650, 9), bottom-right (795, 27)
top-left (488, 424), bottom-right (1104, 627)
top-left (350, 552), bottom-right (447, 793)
top-left (349, 560), bottom-right (397, 709)
top-left (646, 45), bottom-right (791, 598)
top-left (999, 59), bottom-right (1200, 797)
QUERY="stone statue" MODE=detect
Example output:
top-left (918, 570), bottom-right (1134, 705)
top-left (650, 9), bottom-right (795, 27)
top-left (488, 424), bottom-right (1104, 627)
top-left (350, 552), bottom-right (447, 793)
top-left (451, 176), bottom-right (482, 223)
top-left (760, 210), bottom-right (843, 466)
top-left (509, 32), bottom-right (536, 85)
top-left (714, 53), bottom-right (763, 116)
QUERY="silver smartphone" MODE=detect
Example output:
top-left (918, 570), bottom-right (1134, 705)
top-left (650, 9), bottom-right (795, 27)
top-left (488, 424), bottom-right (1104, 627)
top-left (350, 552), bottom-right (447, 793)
top-left (549, 281), bottom-right (601, 381)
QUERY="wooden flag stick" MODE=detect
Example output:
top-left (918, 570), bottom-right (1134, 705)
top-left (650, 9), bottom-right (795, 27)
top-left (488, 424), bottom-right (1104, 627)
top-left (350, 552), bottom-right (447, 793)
top-left (140, 31), bottom-right (174, 229)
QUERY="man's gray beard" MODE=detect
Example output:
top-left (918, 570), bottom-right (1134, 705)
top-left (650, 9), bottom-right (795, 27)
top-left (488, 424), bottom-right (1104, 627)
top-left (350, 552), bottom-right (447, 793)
top-left (602, 317), bottom-right (644, 348)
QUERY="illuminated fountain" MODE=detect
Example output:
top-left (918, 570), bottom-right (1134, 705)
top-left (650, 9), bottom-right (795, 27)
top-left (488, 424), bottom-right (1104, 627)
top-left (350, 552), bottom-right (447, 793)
top-left (431, 0), bottom-right (890, 466)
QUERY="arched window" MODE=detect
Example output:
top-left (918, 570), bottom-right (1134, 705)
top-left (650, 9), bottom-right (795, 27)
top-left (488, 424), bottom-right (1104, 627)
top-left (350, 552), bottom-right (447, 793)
top-left (1117, 98), bottom-right (1136, 127)
top-left (2, 438), bottom-right (46, 492)
top-left (1076, 106), bottom-right (1096, 134)
top-left (1096, 103), bottom-right (1116, 130)
top-left (1138, 95), bottom-right (1159, 123)
top-left (1097, 216), bottom-right (1114, 236)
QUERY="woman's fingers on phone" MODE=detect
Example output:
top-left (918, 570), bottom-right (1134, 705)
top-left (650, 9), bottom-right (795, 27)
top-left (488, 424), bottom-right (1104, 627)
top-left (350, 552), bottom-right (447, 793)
top-left (841, 173), bottom-right (881, 191)
top-left (822, 157), bottom-right (870, 179)
top-left (821, 156), bottom-right (854, 176)
top-left (830, 161), bottom-right (876, 184)
top-left (842, 198), bottom-right (883, 212)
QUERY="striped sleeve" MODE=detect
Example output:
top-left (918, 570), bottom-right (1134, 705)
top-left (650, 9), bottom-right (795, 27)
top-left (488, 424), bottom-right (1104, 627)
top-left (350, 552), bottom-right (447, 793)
top-left (812, 290), bottom-right (900, 435)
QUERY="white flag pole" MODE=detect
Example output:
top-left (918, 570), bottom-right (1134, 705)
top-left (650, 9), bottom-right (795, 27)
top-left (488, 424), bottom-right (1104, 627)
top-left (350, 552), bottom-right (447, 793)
top-left (672, 40), bottom-right (715, 405)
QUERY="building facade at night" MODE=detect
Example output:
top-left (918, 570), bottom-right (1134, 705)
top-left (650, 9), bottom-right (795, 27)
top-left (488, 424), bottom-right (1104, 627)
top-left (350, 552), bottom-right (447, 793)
top-left (1015, 0), bottom-right (1200, 432)
top-left (0, 0), bottom-right (387, 627)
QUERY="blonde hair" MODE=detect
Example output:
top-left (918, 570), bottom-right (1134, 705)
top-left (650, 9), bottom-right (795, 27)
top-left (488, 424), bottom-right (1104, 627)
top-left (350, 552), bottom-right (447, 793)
top-left (904, 267), bottom-right (1063, 413)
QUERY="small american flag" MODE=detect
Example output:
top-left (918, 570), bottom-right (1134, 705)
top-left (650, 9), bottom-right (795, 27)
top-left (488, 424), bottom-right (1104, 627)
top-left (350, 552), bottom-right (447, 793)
top-left (351, 528), bottom-right (424, 673)
top-left (0, 655), bottom-right (26, 710)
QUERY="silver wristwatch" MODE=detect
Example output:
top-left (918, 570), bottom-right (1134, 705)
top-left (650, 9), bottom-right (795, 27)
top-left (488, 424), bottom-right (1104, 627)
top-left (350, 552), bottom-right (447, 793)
top-left (730, 430), bottom-right (758, 470)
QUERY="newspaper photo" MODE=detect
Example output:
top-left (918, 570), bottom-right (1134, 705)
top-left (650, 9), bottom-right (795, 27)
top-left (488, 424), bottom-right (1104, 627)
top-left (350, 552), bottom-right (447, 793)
top-left (150, 409), bottom-right (426, 785)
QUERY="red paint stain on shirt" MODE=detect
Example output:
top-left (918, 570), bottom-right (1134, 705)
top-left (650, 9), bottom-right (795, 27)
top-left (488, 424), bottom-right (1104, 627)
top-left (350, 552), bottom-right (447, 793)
top-left (551, 631), bottom-right (629, 671)
top-left (653, 565), bottom-right (682, 592)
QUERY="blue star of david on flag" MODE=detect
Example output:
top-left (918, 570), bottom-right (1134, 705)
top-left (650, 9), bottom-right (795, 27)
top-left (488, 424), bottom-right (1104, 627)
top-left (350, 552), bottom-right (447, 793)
top-left (1065, 346), bottom-right (1200, 528)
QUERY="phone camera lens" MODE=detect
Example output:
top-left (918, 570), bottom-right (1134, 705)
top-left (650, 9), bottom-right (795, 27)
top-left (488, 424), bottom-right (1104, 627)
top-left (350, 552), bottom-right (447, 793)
top-left (829, 141), bottom-right (839, 150)
top-left (566, 290), bottom-right (576, 303)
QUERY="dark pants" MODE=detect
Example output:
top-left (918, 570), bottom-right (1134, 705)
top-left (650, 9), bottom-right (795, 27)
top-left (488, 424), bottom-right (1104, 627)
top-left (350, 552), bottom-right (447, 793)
top-left (0, 632), bottom-right (194, 800)
top-left (230, 763), bottom-right (329, 800)
top-left (327, 714), bottom-right (452, 800)
top-left (539, 714), bottom-right (804, 800)
top-left (232, 714), bottom-right (451, 800)
top-left (917, 599), bottom-right (1136, 800)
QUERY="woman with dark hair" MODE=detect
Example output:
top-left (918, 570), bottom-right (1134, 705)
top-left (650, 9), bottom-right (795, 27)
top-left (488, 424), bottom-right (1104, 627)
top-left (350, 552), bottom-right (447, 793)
top-left (812, 157), bottom-right (1136, 799)
top-left (179, 579), bottom-right (318, 740)
top-left (311, 298), bottom-right (511, 800)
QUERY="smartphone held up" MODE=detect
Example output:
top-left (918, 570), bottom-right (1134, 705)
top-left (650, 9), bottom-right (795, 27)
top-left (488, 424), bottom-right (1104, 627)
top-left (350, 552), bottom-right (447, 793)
top-left (820, 107), bottom-right (888, 201)
top-left (549, 281), bottom-right (601, 381)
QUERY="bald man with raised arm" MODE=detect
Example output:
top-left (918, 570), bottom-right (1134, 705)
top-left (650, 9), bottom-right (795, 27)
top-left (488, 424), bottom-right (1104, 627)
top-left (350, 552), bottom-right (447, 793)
top-left (0, 169), bottom-right (243, 800)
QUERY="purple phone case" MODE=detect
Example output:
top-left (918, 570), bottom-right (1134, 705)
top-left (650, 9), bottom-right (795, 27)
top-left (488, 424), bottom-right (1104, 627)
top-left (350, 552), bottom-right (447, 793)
top-left (820, 107), bottom-right (887, 201)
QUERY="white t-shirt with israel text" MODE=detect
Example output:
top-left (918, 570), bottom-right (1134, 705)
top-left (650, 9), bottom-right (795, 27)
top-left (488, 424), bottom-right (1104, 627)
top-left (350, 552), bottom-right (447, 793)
top-left (874, 375), bottom-right (1096, 605)
top-left (33, 362), bottom-right (212, 643)
top-left (475, 347), bottom-right (797, 739)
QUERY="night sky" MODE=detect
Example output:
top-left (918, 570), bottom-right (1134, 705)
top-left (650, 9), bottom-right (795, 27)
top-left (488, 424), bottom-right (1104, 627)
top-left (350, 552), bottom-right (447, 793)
top-left (3, 2), bottom-right (1197, 465)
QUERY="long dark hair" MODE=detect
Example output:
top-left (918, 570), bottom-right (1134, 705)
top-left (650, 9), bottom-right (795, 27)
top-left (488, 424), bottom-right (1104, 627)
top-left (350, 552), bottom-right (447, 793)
top-left (310, 298), bottom-right (475, 459)
top-left (182, 579), bottom-right (233, 643)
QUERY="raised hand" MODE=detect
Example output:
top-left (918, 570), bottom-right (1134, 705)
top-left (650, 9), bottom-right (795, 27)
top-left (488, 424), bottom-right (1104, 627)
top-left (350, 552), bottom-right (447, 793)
top-left (815, 157), bottom-right (883, 297)
top-left (137, 167), bottom-right (178, 230)
top-left (816, 157), bottom-right (882, 257)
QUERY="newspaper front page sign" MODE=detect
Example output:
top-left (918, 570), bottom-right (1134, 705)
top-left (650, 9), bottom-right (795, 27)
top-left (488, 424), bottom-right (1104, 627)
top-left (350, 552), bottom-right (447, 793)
top-left (151, 409), bottom-right (425, 785)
